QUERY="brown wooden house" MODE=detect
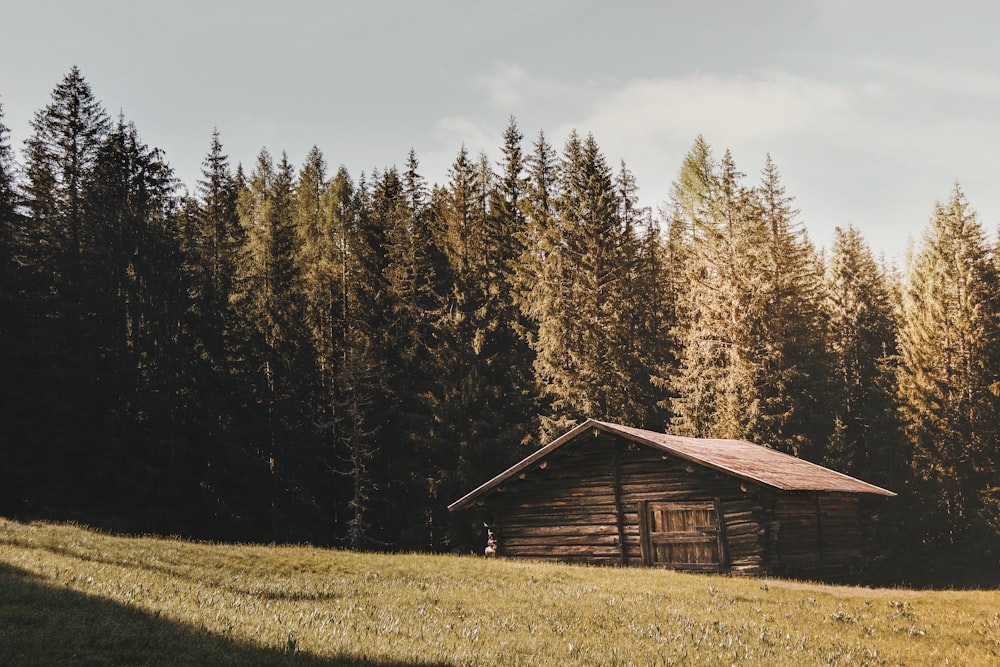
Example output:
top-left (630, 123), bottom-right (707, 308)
top-left (448, 419), bottom-right (895, 579)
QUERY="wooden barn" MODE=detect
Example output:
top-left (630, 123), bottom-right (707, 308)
top-left (449, 419), bottom-right (895, 579)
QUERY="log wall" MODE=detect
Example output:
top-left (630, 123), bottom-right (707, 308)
top-left (486, 433), bottom-right (768, 573)
top-left (768, 493), bottom-right (865, 580)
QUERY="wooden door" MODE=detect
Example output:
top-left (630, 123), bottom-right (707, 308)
top-left (639, 500), bottom-right (726, 571)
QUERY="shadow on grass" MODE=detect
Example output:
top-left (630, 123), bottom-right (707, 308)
top-left (0, 563), bottom-right (451, 667)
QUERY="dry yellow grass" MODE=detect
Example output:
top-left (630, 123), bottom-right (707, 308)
top-left (2, 518), bottom-right (998, 665)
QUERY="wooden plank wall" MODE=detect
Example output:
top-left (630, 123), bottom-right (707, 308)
top-left (486, 433), bottom-right (769, 574)
top-left (771, 494), bottom-right (864, 580)
top-left (490, 434), bottom-right (621, 565)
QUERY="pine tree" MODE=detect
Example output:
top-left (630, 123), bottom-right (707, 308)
top-left (326, 167), bottom-right (383, 550)
top-left (170, 136), bottom-right (261, 539)
top-left (23, 66), bottom-right (109, 293)
top-left (424, 146), bottom-right (492, 547)
top-left (368, 154), bottom-right (452, 549)
top-left (354, 167), bottom-right (408, 547)
top-left (488, 118), bottom-right (541, 449)
top-left (669, 144), bottom-right (829, 457)
top-left (82, 117), bottom-right (190, 515)
top-left (897, 185), bottom-right (1000, 562)
top-left (84, 116), bottom-right (180, 380)
top-left (232, 149), bottom-right (306, 538)
top-left (511, 129), bottom-right (559, 411)
top-left (749, 155), bottom-right (830, 458)
top-left (293, 145), bottom-right (333, 414)
top-left (670, 143), bottom-right (760, 439)
top-left (649, 183), bottom-right (689, 422)
top-left (525, 131), bottom-right (658, 436)
top-left (185, 129), bottom-right (240, 363)
top-left (824, 225), bottom-right (900, 484)
top-left (614, 160), bottom-right (672, 430)
top-left (0, 102), bottom-right (19, 277)
top-left (515, 130), bottom-right (558, 309)
top-left (824, 225), bottom-right (907, 580)
top-left (233, 150), bottom-right (278, 391)
top-left (491, 119), bottom-right (528, 280)
top-left (0, 101), bottom-right (31, 515)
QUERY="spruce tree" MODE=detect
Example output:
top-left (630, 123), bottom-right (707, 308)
top-left (670, 143), bottom-right (760, 439)
top-left (824, 225), bottom-right (900, 483)
top-left (355, 167), bottom-right (408, 547)
top-left (488, 118), bottom-right (541, 449)
top-left (84, 117), bottom-right (180, 381)
top-left (82, 117), bottom-right (190, 517)
top-left (897, 185), bottom-right (1000, 564)
top-left (669, 144), bottom-right (829, 457)
top-left (232, 149), bottom-right (306, 539)
top-left (368, 155), bottom-right (451, 549)
top-left (512, 130), bottom-right (558, 367)
top-left (325, 167), bottom-right (383, 550)
top-left (0, 102), bottom-right (18, 277)
top-left (0, 101), bottom-right (30, 515)
top-left (185, 130), bottom-right (240, 363)
top-left (613, 160), bottom-right (672, 429)
top-left (425, 146), bottom-right (491, 547)
top-left (524, 132), bottom-right (659, 436)
top-left (824, 225), bottom-right (906, 580)
top-left (293, 145), bottom-right (333, 418)
top-left (23, 66), bottom-right (109, 293)
top-left (749, 155), bottom-right (830, 458)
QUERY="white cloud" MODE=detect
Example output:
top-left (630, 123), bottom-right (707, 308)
top-left (580, 71), bottom-right (854, 146)
top-left (471, 62), bottom-right (601, 112)
top-left (432, 115), bottom-right (497, 155)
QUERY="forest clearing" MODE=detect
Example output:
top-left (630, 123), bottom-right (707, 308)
top-left (2, 519), bottom-right (998, 666)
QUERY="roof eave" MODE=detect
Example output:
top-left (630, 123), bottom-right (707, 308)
top-left (447, 419), bottom-right (602, 512)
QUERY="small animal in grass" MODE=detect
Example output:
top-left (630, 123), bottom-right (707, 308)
top-left (484, 525), bottom-right (498, 558)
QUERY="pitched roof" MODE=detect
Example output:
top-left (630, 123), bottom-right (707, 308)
top-left (448, 419), bottom-right (896, 511)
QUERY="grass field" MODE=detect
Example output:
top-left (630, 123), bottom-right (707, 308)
top-left (1, 518), bottom-right (998, 666)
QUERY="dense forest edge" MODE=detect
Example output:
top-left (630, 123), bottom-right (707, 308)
top-left (2, 67), bottom-right (999, 588)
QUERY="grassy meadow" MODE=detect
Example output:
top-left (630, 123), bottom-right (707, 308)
top-left (1, 518), bottom-right (998, 666)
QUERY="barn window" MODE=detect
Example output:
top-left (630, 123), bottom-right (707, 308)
top-left (638, 500), bottom-right (726, 571)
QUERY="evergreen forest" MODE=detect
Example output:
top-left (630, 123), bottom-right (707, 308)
top-left (3, 68), bottom-right (998, 585)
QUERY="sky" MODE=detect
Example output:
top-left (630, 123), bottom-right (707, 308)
top-left (2, 0), bottom-right (998, 261)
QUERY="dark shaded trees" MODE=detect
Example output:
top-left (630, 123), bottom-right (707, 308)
top-left (363, 157), bottom-right (451, 548)
top-left (324, 167), bottom-right (384, 550)
top-left (0, 102), bottom-right (19, 278)
top-left (824, 225), bottom-right (900, 485)
top-left (80, 118), bottom-right (190, 522)
top-left (230, 149), bottom-right (315, 538)
top-left (183, 130), bottom-right (241, 365)
top-left (0, 102), bottom-right (31, 515)
top-left (9, 68), bottom-right (196, 527)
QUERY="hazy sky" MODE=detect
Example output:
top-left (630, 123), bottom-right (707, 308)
top-left (2, 0), bottom-right (998, 260)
